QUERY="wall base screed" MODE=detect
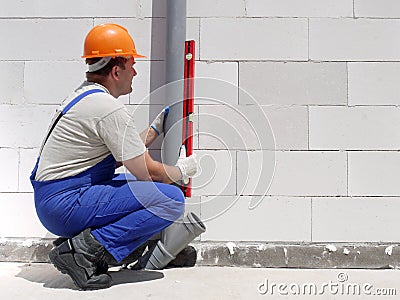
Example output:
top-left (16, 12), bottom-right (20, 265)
top-left (3, 240), bottom-right (400, 269)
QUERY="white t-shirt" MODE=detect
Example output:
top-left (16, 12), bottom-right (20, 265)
top-left (35, 81), bottom-right (146, 181)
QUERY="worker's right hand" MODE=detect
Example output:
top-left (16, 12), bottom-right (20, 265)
top-left (176, 145), bottom-right (198, 182)
top-left (150, 106), bottom-right (169, 135)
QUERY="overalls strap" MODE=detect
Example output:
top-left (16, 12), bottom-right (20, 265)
top-left (32, 88), bottom-right (105, 180)
top-left (42, 89), bottom-right (105, 149)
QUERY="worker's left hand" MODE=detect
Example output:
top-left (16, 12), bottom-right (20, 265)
top-left (150, 106), bottom-right (170, 135)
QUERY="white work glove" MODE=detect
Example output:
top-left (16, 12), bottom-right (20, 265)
top-left (150, 106), bottom-right (170, 135)
top-left (176, 145), bottom-right (198, 183)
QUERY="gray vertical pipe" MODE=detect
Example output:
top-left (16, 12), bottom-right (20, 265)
top-left (163, 0), bottom-right (187, 165)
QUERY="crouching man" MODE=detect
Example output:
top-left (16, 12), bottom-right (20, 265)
top-left (30, 24), bottom-right (199, 290)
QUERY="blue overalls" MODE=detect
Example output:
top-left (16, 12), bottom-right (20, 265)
top-left (30, 89), bottom-right (185, 263)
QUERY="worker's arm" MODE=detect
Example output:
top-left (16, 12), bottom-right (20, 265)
top-left (140, 127), bottom-right (159, 148)
top-left (122, 150), bottom-right (197, 184)
top-left (139, 106), bottom-right (170, 148)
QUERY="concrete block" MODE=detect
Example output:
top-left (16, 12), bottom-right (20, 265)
top-left (192, 150), bottom-right (236, 196)
top-left (0, 193), bottom-right (47, 238)
top-left (0, 19), bottom-right (92, 61)
top-left (0, 105), bottom-right (57, 148)
top-left (238, 151), bottom-right (347, 196)
top-left (262, 106), bottom-right (308, 150)
top-left (187, 0), bottom-right (245, 17)
top-left (310, 18), bottom-right (400, 61)
top-left (355, 0), bottom-right (400, 18)
top-left (348, 63), bottom-right (400, 106)
top-left (246, 0), bottom-right (353, 17)
top-left (25, 61), bottom-right (87, 105)
top-left (0, 62), bottom-right (24, 104)
top-left (0, 0), bottom-right (141, 17)
top-left (195, 62), bottom-right (238, 106)
top-left (313, 197), bottom-right (400, 242)
top-left (19, 148), bottom-right (39, 193)
top-left (201, 196), bottom-right (311, 241)
top-left (200, 18), bottom-right (308, 61)
top-left (349, 152), bottom-right (400, 196)
top-left (198, 105), bottom-right (275, 150)
top-left (239, 62), bottom-right (347, 105)
top-left (310, 106), bottom-right (400, 150)
top-left (0, 148), bottom-right (19, 192)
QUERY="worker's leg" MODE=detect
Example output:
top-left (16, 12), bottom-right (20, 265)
top-left (68, 180), bottom-right (185, 263)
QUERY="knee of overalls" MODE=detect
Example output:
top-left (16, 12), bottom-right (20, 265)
top-left (152, 183), bottom-right (185, 222)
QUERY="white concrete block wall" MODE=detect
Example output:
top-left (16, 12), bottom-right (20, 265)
top-left (0, 193), bottom-right (48, 238)
top-left (310, 107), bottom-right (400, 150)
top-left (348, 152), bottom-right (400, 197)
top-left (348, 63), bottom-right (400, 105)
top-left (0, 0), bottom-right (143, 18)
top-left (246, 0), bottom-right (353, 17)
top-left (0, 105), bottom-right (56, 148)
top-left (309, 19), bottom-right (400, 61)
top-left (192, 150), bottom-right (236, 196)
top-left (1, 0), bottom-right (399, 245)
top-left (0, 149), bottom-right (19, 192)
top-left (202, 196), bottom-right (311, 241)
top-left (237, 151), bottom-right (347, 197)
top-left (239, 62), bottom-right (347, 105)
top-left (25, 62), bottom-right (87, 105)
top-left (0, 19), bottom-right (93, 61)
top-left (354, 0), bottom-right (400, 18)
top-left (187, 0), bottom-right (245, 17)
top-left (312, 197), bottom-right (400, 242)
top-left (0, 62), bottom-right (24, 104)
top-left (200, 18), bottom-right (308, 60)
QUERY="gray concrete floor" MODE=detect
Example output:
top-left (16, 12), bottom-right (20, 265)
top-left (1, 263), bottom-right (400, 299)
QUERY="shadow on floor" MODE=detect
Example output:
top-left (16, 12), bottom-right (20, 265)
top-left (15, 263), bottom-right (164, 290)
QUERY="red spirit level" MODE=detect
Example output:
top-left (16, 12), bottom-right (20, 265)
top-left (182, 40), bottom-right (195, 197)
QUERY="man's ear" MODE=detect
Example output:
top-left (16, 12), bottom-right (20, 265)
top-left (111, 65), bottom-right (119, 79)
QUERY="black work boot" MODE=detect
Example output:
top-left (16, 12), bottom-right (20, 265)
top-left (49, 229), bottom-right (112, 290)
top-left (167, 245), bottom-right (197, 268)
top-left (52, 236), bottom-right (109, 275)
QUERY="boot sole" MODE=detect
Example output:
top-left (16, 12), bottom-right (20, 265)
top-left (49, 247), bottom-right (112, 290)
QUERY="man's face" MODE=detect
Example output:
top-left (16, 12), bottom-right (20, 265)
top-left (118, 57), bottom-right (137, 96)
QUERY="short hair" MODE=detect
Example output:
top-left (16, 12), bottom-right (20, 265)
top-left (86, 57), bottom-right (127, 76)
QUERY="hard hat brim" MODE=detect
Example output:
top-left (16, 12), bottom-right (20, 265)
top-left (82, 53), bottom-right (147, 59)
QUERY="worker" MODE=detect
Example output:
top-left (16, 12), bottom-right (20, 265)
top-left (30, 23), bottom-right (198, 290)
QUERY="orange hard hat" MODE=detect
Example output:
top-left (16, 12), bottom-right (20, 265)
top-left (82, 23), bottom-right (146, 59)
